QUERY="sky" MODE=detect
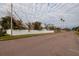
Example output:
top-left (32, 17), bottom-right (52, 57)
top-left (0, 3), bottom-right (79, 28)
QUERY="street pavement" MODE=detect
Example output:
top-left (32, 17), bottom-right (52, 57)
top-left (0, 31), bottom-right (79, 56)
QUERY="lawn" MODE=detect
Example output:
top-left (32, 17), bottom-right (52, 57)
top-left (0, 34), bottom-right (33, 41)
top-left (0, 33), bottom-right (54, 41)
top-left (75, 31), bottom-right (79, 35)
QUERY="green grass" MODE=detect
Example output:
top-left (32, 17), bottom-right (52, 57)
top-left (0, 33), bottom-right (54, 41)
top-left (75, 31), bottom-right (79, 35)
top-left (0, 34), bottom-right (32, 41)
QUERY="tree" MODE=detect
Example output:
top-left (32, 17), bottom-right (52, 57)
top-left (33, 21), bottom-right (42, 30)
top-left (72, 26), bottom-right (79, 32)
top-left (1, 16), bottom-right (26, 30)
top-left (44, 24), bottom-right (49, 30)
top-left (25, 22), bottom-right (32, 32)
top-left (63, 28), bottom-right (71, 31)
top-left (46, 24), bottom-right (55, 30)
top-left (1, 16), bottom-right (13, 29)
top-left (14, 20), bottom-right (26, 29)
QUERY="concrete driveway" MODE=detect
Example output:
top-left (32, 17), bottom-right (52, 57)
top-left (0, 31), bottom-right (79, 56)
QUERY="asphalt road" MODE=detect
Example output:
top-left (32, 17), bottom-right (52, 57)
top-left (0, 31), bottom-right (79, 56)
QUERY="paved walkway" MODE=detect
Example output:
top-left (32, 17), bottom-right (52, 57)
top-left (0, 31), bottom-right (79, 56)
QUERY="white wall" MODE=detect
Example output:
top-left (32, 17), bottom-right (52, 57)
top-left (7, 29), bottom-right (54, 35)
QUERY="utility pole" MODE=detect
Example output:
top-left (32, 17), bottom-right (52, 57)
top-left (60, 18), bottom-right (65, 29)
top-left (11, 3), bottom-right (13, 36)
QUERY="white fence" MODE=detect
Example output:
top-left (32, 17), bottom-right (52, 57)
top-left (7, 29), bottom-right (54, 35)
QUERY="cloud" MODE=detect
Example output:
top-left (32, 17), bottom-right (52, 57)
top-left (0, 3), bottom-right (79, 28)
